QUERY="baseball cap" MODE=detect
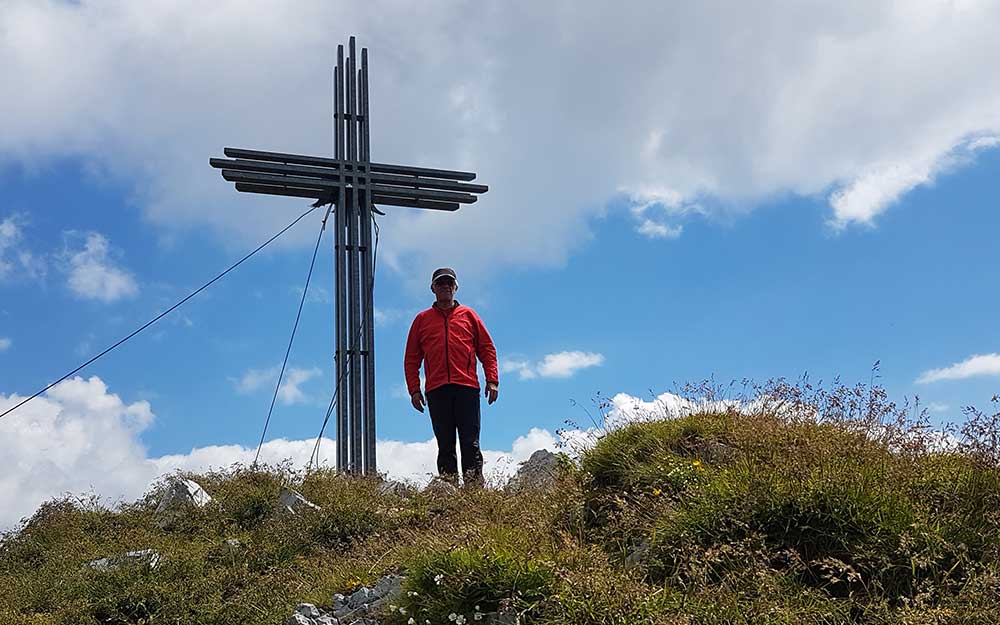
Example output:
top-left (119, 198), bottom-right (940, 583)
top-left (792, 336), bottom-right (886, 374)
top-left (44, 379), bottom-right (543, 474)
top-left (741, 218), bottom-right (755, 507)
top-left (431, 267), bottom-right (457, 284)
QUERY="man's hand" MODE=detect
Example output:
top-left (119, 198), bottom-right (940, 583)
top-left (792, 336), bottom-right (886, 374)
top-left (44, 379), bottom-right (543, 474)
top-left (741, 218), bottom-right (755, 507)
top-left (410, 391), bottom-right (425, 413)
top-left (485, 382), bottom-right (499, 405)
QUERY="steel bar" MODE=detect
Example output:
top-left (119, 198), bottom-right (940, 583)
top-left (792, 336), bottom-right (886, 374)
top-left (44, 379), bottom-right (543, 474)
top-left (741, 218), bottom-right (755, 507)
top-left (221, 170), bottom-right (478, 204)
top-left (334, 45), bottom-right (348, 474)
top-left (232, 184), bottom-right (460, 212)
top-left (360, 47), bottom-right (376, 475)
top-left (212, 158), bottom-right (488, 194)
top-left (223, 147), bottom-right (479, 182)
top-left (347, 37), bottom-right (363, 475)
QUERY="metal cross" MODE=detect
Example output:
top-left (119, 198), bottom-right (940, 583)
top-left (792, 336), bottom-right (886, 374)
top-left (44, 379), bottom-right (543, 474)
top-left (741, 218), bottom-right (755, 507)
top-left (209, 37), bottom-right (488, 475)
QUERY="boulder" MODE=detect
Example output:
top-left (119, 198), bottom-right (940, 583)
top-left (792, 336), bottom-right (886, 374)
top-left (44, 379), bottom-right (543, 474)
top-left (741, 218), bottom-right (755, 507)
top-left (154, 478), bottom-right (211, 527)
top-left (279, 487), bottom-right (322, 514)
top-left (506, 449), bottom-right (561, 491)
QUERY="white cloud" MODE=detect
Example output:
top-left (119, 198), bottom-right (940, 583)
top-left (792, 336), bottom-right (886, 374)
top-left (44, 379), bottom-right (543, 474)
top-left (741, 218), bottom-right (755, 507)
top-left (501, 358), bottom-right (537, 380)
top-left (277, 367), bottom-right (321, 404)
top-left (0, 215), bottom-right (45, 281)
top-left (916, 353), bottom-right (1000, 384)
top-left (233, 365), bottom-right (322, 405)
top-left (0, 337), bottom-right (10, 351)
top-left (0, 375), bottom-right (567, 530)
top-left (926, 402), bottom-right (950, 413)
top-left (62, 232), bottom-right (138, 302)
top-left (537, 351), bottom-right (605, 378)
top-left (4, 2), bottom-right (1000, 279)
top-left (502, 351), bottom-right (604, 380)
top-left (637, 219), bottom-right (683, 239)
top-left (968, 135), bottom-right (1000, 151)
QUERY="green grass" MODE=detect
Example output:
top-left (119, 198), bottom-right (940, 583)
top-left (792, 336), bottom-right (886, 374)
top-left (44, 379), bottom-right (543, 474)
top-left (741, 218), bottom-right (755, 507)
top-left (2, 381), bottom-right (999, 624)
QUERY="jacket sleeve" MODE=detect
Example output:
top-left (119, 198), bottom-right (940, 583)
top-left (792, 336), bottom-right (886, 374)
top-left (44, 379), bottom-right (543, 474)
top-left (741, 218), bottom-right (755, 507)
top-left (404, 316), bottom-right (424, 395)
top-left (473, 312), bottom-right (499, 385)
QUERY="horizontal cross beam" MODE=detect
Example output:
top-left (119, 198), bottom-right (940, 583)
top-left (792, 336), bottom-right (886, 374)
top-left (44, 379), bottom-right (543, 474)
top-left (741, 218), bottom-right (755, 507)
top-left (209, 158), bottom-right (488, 194)
top-left (220, 169), bottom-right (479, 204)
top-left (233, 182), bottom-right (463, 212)
top-left (224, 147), bottom-right (480, 182)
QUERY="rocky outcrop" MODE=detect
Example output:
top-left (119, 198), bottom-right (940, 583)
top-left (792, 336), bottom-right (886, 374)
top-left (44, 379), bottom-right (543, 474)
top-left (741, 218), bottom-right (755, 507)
top-left (154, 478), bottom-right (212, 527)
top-left (283, 575), bottom-right (403, 625)
top-left (505, 449), bottom-right (562, 492)
top-left (279, 488), bottom-right (322, 514)
top-left (86, 549), bottom-right (161, 572)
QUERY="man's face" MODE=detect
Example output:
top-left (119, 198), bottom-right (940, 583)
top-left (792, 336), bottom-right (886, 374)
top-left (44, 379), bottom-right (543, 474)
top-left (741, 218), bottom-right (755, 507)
top-left (432, 277), bottom-right (457, 300)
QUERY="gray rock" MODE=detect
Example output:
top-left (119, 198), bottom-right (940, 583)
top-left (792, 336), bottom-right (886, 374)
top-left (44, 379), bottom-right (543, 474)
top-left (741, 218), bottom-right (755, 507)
top-left (86, 548), bottom-right (161, 572)
top-left (506, 449), bottom-right (561, 491)
top-left (287, 574), bottom-right (404, 625)
top-left (372, 574), bottom-right (403, 602)
top-left (284, 603), bottom-right (343, 625)
top-left (483, 610), bottom-right (518, 625)
top-left (279, 487), bottom-right (322, 514)
top-left (377, 480), bottom-right (415, 497)
top-left (624, 539), bottom-right (651, 569)
top-left (154, 478), bottom-right (212, 527)
top-left (423, 476), bottom-right (459, 497)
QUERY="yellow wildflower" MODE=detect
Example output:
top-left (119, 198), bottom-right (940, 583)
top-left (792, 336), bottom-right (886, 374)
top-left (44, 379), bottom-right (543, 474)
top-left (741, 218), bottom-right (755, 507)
top-left (651, 488), bottom-right (662, 497)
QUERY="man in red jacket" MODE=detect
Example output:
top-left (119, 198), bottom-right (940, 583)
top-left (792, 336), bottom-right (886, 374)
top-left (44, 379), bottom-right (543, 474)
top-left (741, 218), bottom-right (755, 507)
top-left (404, 267), bottom-right (499, 486)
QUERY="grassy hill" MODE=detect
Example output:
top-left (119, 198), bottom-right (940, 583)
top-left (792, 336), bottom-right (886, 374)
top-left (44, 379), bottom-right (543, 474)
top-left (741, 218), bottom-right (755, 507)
top-left (2, 380), bottom-right (999, 624)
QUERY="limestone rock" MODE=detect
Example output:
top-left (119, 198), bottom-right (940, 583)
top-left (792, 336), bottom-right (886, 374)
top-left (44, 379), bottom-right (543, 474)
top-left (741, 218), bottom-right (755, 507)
top-left (624, 539), bottom-right (651, 569)
top-left (154, 478), bottom-right (211, 527)
top-left (86, 548), bottom-right (161, 572)
top-left (423, 476), bottom-right (459, 497)
top-left (279, 574), bottom-right (406, 625)
top-left (279, 487), bottom-right (322, 514)
top-left (506, 449), bottom-right (561, 491)
top-left (377, 480), bottom-right (415, 497)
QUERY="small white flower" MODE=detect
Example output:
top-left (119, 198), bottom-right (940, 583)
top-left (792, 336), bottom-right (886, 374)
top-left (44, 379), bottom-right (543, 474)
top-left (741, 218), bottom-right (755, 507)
top-left (449, 613), bottom-right (457, 621)
top-left (434, 574), bottom-right (444, 585)
top-left (408, 619), bottom-right (416, 625)
top-left (474, 614), bottom-right (483, 621)
top-left (399, 606), bottom-right (408, 614)
top-left (389, 605), bottom-right (397, 611)
top-left (408, 591), bottom-right (419, 597)
top-left (456, 615), bottom-right (467, 625)
top-left (475, 606), bottom-right (480, 611)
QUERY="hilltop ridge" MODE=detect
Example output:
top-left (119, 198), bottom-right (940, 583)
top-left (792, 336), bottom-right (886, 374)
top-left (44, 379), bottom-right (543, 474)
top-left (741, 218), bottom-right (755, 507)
top-left (2, 380), bottom-right (998, 624)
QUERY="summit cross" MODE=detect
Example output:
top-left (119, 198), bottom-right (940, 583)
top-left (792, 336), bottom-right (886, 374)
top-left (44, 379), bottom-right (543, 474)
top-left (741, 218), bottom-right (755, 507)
top-left (209, 36), bottom-right (488, 476)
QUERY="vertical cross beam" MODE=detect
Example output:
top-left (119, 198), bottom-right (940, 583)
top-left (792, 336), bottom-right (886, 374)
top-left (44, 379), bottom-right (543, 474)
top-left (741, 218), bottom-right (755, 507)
top-left (334, 37), bottom-right (376, 475)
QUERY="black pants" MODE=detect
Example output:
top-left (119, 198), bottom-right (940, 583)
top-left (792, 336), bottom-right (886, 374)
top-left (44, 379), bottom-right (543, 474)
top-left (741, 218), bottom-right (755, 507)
top-left (426, 384), bottom-right (484, 484)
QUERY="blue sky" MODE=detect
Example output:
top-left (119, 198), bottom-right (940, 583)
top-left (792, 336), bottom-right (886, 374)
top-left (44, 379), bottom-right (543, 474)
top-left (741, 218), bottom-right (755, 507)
top-left (1, 1), bottom-right (999, 528)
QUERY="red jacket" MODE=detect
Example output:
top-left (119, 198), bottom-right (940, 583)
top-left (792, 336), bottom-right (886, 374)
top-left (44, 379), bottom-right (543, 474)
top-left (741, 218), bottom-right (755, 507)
top-left (404, 302), bottom-right (499, 395)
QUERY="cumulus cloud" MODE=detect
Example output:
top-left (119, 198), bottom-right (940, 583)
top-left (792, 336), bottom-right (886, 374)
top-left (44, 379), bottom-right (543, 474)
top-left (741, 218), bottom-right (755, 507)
top-left (232, 365), bottom-right (322, 405)
top-left (0, 376), bottom-right (565, 530)
top-left (62, 232), bottom-right (138, 302)
top-left (502, 351), bottom-right (604, 380)
top-left (916, 353), bottom-right (1000, 384)
top-left (0, 337), bottom-right (10, 351)
top-left (3, 2), bottom-right (1000, 279)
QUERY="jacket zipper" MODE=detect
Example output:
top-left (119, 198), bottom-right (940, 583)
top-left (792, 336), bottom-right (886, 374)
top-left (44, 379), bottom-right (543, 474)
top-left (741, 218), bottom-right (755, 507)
top-left (442, 311), bottom-right (451, 383)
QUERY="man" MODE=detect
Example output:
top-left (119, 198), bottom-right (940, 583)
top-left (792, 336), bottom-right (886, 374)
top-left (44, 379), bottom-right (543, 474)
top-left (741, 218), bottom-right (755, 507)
top-left (404, 267), bottom-right (499, 485)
